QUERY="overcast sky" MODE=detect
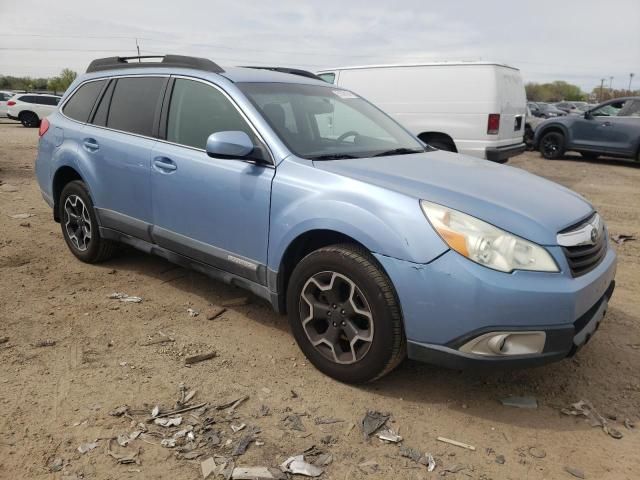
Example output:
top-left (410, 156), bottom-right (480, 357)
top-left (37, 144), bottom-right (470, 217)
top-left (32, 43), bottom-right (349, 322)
top-left (1, 0), bottom-right (638, 92)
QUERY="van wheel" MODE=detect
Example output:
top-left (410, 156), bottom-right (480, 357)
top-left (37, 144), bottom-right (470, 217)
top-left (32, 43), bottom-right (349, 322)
top-left (286, 244), bottom-right (406, 383)
top-left (539, 131), bottom-right (565, 159)
top-left (59, 180), bottom-right (117, 263)
top-left (19, 111), bottom-right (40, 128)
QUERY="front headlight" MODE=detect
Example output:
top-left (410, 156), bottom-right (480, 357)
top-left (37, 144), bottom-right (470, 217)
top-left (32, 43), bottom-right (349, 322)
top-left (420, 200), bottom-right (559, 273)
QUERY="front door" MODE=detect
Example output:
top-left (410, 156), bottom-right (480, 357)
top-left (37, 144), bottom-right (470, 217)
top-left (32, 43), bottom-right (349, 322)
top-left (150, 77), bottom-right (275, 284)
top-left (572, 99), bottom-right (639, 154)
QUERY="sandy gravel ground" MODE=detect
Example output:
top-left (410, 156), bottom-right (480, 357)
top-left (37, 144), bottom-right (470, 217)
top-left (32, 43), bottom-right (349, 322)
top-left (0, 120), bottom-right (638, 480)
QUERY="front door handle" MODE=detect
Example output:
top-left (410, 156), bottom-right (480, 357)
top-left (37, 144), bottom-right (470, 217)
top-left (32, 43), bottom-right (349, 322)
top-left (83, 138), bottom-right (99, 152)
top-left (153, 157), bottom-right (177, 173)
top-left (601, 121), bottom-right (613, 127)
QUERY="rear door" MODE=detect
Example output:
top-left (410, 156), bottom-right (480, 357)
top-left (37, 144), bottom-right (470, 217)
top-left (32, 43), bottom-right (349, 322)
top-left (495, 67), bottom-right (526, 143)
top-left (79, 76), bottom-right (167, 240)
top-left (150, 77), bottom-right (275, 283)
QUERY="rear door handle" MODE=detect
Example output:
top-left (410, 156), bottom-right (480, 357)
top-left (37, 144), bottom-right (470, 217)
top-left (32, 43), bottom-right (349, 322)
top-left (83, 138), bottom-right (99, 152)
top-left (153, 157), bottom-right (177, 173)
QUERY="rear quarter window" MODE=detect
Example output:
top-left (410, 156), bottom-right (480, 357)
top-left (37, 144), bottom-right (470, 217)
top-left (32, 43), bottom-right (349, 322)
top-left (63, 80), bottom-right (106, 122)
top-left (107, 77), bottom-right (166, 137)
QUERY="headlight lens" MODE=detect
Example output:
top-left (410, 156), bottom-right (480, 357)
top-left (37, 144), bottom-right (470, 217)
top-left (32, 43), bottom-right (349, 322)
top-left (420, 200), bottom-right (559, 273)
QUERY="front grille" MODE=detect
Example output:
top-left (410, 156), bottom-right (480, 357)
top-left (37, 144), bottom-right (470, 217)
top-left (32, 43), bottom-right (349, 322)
top-left (562, 230), bottom-right (607, 277)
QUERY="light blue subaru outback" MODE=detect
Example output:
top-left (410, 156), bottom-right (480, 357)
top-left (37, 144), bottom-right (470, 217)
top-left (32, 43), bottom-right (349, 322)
top-left (35, 55), bottom-right (617, 383)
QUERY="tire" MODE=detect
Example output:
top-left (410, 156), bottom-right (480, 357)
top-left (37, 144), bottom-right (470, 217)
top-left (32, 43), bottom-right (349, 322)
top-left (19, 111), bottom-right (40, 128)
top-left (58, 180), bottom-right (117, 263)
top-left (286, 244), bottom-right (406, 383)
top-left (524, 126), bottom-right (534, 150)
top-left (580, 152), bottom-right (600, 160)
top-left (539, 131), bottom-right (565, 159)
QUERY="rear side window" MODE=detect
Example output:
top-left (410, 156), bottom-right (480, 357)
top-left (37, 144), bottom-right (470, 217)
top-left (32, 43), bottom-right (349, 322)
top-left (63, 80), bottom-right (106, 122)
top-left (107, 77), bottom-right (166, 136)
top-left (41, 96), bottom-right (61, 106)
top-left (18, 95), bottom-right (35, 104)
top-left (318, 73), bottom-right (335, 84)
top-left (92, 80), bottom-right (115, 126)
top-left (166, 78), bottom-right (255, 149)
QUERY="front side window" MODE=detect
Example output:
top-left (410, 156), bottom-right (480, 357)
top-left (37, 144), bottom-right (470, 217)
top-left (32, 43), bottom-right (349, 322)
top-left (107, 77), bottom-right (166, 136)
top-left (166, 78), bottom-right (255, 149)
top-left (238, 82), bottom-right (425, 159)
top-left (592, 100), bottom-right (628, 117)
top-left (63, 80), bottom-right (105, 122)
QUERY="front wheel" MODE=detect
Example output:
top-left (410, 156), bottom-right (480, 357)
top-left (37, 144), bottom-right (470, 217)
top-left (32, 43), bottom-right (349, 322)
top-left (539, 131), bottom-right (565, 159)
top-left (286, 244), bottom-right (406, 383)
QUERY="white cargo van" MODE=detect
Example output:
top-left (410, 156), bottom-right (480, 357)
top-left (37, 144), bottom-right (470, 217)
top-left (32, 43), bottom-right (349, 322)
top-left (317, 62), bottom-right (527, 162)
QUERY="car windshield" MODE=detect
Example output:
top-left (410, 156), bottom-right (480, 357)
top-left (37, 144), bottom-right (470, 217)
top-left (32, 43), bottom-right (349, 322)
top-left (237, 82), bottom-right (426, 159)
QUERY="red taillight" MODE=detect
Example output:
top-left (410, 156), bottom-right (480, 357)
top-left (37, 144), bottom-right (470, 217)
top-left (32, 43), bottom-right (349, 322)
top-left (39, 118), bottom-right (50, 137)
top-left (487, 113), bottom-right (500, 135)
top-left (7, 100), bottom-right (16, 106)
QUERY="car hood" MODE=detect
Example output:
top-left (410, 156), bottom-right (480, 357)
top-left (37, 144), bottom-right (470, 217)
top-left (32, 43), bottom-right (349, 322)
top-left (313, 150), bottom-right (593, 245)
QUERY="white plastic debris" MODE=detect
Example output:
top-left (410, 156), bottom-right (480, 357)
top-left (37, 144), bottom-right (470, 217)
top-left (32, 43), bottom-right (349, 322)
top-left (376, 428), bottom-right (403, 443)
top-left (108, 292), bottom-right (143, 303)
top-left (427, 453), bottom-right (436, 472)
top-left (280, 455), bottom-right (323, 477)
top-left (187, 308), bottom-right (199, 317)
top-left (161, 438), bottom-right (177, 448)
top-left (9, 213), bottom-right (34, 219)
top-left (78, 441), bottom-right (99, 454)
top-left (231, 423), bottom-right (246, 433)
top-left (154, 416), bottom-right (182, 427)
top-left (151, 405), bottom-right (160, 418)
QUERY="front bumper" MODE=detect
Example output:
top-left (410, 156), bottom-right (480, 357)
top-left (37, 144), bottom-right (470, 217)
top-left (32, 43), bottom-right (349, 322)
top-left (374, 244), bottom-right (617, 369)
top-left (485, 142), bottom-right (526, 162)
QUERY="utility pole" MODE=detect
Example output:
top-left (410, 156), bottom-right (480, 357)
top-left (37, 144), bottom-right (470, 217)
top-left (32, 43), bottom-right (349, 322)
top-left (609, 76), bottom-right (614, 92)
top-left (630, 73), bottom-right (635, 94)
top-left (599, 78), bottom-right (606, 102)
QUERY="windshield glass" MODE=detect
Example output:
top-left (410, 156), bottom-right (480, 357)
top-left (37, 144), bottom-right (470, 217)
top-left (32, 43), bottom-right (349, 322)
top-left (237, 82), bottom-right (425, 159)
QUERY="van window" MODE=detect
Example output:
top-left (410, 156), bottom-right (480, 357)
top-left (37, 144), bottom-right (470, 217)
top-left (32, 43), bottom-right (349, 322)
top-left (107, 77), bottom-right (166, 136)
top-left (318, 73), bottom-right (335, 84)
top-left (166, 78), bottom-right (255, 149)
top-left (63, 80), bottom-right (106, 122)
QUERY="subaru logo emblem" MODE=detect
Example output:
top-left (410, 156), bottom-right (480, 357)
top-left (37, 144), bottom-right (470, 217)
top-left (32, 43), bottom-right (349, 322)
top-left (590, 227), bottom-right (598, 244)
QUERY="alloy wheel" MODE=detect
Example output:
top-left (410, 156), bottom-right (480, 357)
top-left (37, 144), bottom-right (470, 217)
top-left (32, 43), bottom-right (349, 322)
top-left (299, 271), bottom-right (374, 365)
top-left (63, 194), bottom-right (92, 251)
top-left (542, 136), bottom-right (559, 158)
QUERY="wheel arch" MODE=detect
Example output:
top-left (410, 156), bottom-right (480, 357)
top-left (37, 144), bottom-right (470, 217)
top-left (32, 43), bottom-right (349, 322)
top-left (417, 131), bottom-right (458, 152)
top-left (52, 166), bottom-right (84, 222)
top-left (534, 123), bottom-right (570, 148)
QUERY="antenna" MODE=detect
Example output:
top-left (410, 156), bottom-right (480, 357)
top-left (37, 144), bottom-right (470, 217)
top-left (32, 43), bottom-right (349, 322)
top-left (135, 38), bottom-right (141, 61)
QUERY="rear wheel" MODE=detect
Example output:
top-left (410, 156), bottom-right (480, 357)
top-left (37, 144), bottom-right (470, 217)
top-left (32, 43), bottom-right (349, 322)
top-left (539, 131), bottom-right (565, 159)
top-left (286, 244), bottom-right (405, 383)
top-left (19, 111), bottom-right (40, 128)
top-left (59, 180), bottom-right (117, 263)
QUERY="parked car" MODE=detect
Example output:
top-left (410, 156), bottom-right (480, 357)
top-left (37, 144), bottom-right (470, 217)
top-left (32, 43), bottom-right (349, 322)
top-left (535, 97), bottom-right (640, 161)
top-left (317, 62), bottom-right (526, 163)
top-left (36, 55), bottom-right (616, 383)
top-left (531, 103), bottom-right (567, 118)
top-left (0, 90), bottom-right (15, 117)
top-left (7, 93), bottom-right (62, 127)
top-left (554, 101), bottom-right (587, 115)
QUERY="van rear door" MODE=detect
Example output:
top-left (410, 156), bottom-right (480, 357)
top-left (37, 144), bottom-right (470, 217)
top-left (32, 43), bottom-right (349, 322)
top-left (495, 67), bottom-right (526, 142)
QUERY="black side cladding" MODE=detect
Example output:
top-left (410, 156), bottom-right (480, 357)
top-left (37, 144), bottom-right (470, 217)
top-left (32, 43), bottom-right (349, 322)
top-left (86, 55), bottom-right (224, 74)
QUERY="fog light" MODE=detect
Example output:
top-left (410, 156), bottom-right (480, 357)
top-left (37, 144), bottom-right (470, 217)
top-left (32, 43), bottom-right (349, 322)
top-left (459, 331), bottom-right (546, 356)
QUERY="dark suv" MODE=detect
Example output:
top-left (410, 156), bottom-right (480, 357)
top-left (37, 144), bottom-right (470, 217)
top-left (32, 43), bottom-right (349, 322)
top-left (534, 97), bottom-right (640, 161)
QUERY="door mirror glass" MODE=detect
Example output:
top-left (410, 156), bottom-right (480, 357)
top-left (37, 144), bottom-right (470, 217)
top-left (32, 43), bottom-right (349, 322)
top-left (206, 131), bottom-right (254, 159)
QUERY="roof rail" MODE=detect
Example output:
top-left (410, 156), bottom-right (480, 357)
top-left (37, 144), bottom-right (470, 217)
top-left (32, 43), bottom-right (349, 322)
top-left (242, 66), bottom-right (322, 80)
top-left (86, 55), bottom-right (224, 74)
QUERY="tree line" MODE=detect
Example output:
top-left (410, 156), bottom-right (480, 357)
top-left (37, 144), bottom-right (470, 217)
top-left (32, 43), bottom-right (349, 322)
top-left (526, 80), bottom-right (639, 103)
top-left (0, 69), bottom-right (77, 95)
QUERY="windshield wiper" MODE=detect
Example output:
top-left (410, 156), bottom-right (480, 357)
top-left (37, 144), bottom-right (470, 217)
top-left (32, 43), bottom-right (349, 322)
top-left (309, 153), bottom-right (359, 160)
top-left (373, 148), bottom-right (425, 157)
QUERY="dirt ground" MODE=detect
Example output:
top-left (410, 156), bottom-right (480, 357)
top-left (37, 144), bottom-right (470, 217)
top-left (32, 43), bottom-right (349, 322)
top-left (0, 119), bottom-right (638, 480)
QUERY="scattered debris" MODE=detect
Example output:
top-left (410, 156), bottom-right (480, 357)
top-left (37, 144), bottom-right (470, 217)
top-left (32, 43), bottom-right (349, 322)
top-left (77, 441), bottom-right (99, 454)
top-left (495, 454), bottom-right (506, 464)
top-left (376, 428), bottom-right (403, 443)
top-left (151, 405), bottom-right (160, 418)
top-left (141, 334), bottom-right (175, 346)
top-left (161, 438), bottom-right (177, 448)
top-left (399, 446), bottom-right (431, 467)
top-left (436, 436), bottom-right (476, 451)
top-left (221, 297), bottom-right (250, 307)
top-left (361, 410), bottom-right (389, 438)
top-left (19, 222), bottom-right (30, 227)
top-left (109, 405), bottom-right (129, 417)
top-left (313, 453), bottom-right (333, 467)
top-left (528, 446), bottom-right (547, 459)
top-left (231, 423), bottom-right (246, 433)
top-left (610, 234), bottom-right (636, 245)
top-left (280, 455), bottom-right (323, 477)
top-left (624, 419), bottom-right (635, 430)
top-left (427, 454), bottom-right (436, 472)
top-left (108, 292), bottom-right (143, 303)
top-left (232, 467), bottom-right (287, 480)
top-left (156, 402), bottom-right (207, 418)
top-left (441, 464), bottom-right (467, 474)
top-left (283, 414), bottom-right (305, 432)
top-left (216, 395), bottom-right (249, 412)
top-left (207, 306), bottom-right (227, 320)
top-left (357, 460), bottom-right (379, 474)
top-left (258, 404), bottom-right (270, 417)
top-left (500, 396), bottom-right (538, 409)
top-left (314, 416), bottom-right (343, 425)
top-left (49, 457), bottom-right (64, 472)
top-left (34, 339), bottom-right (56, 347)
top-left (9, 213), bottom-right (34, 219)
top-left (106, 438), bottom-right (140, 464)
top-left (564, 466), bottom-right (586, 479)
top-left (201, 457), bottom-right (217, 479)
top-left (561, 400), bottom-right (623, 439)
top-left (154, 416), bottom-right (183, 427)
top-left (185, 352), bottom-right (217, 365)
top-left (187, 308), bottom-right (200, 317)
top-left (232, 432), bottom-right (255, 456)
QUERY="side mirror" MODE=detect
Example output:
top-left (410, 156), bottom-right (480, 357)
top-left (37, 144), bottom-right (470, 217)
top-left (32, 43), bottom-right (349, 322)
top-left (584, 111), bottom-right (593, 120)
top-left (206, 131), bottom-right (254, 159)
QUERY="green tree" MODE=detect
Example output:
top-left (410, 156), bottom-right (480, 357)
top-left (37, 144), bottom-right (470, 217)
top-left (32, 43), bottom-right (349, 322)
top-left (525, 81), bottom-right (586, 102)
